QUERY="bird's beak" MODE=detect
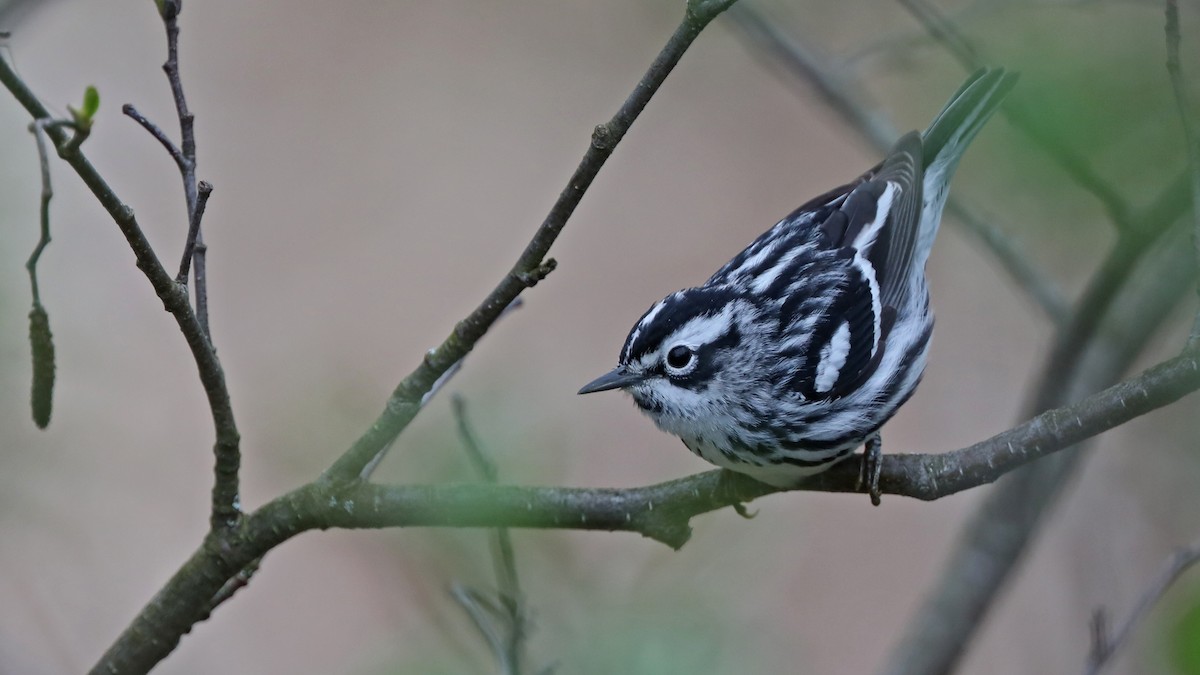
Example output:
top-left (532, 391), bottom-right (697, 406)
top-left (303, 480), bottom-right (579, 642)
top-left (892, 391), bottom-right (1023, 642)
top-left (578, 366), bottom-right (644, 395)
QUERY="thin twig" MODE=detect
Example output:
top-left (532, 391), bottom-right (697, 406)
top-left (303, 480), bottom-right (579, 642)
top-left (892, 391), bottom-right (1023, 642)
top-left (723, 3), bottom-right (1070, 324)
top-left (130, 2), bottom-right (212, 339)
top-left (1083, 537), bottom-right (1200, 674)
top-left (322, 0), bottom-right (742, 483)
top-left (451, 584), bottom-right (511, 671)
top-left (453, 396), bottom-right (499, 483)
top-left (895, 0), bottom-right (1137, 232)
top-left (156, 0), bottom-right (207, 338)
top-left (121, 103), bottom-right (185, 171)
top-left (177, 180), bottom-right (211, 284)
top-left (452, 395), bottom-right (527, 675)
top-left (1164, 0), bottom-right (1200, 343)
top-left (193, 228), bottom-right (209, 339)
top-left (26, 118), bottom-right (53, 305)
top-left (147, 0), bottom-right (230, 518)
top-left (155, 0), bottom-right (197, 217)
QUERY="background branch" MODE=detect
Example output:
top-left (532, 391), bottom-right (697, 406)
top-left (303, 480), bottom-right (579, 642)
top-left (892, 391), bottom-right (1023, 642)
top-left (1084, 536), bottom-right (1200, 674)
top-left (1164, 0), bottom-right (1200, 342)
top-left (451, 395), bottom-right (532, 675)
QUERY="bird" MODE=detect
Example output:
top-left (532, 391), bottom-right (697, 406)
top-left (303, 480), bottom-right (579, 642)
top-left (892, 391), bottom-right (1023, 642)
top-left (577, 68), bottom-right (1017, 504)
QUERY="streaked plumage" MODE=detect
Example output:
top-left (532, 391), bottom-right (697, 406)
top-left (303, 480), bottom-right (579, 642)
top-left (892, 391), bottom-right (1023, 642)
top-left (579, 69), bottom-right (1017, 493)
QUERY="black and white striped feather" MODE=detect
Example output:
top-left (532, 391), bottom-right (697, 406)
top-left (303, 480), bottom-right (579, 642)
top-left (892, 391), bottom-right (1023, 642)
top-left (583, 69), bottom-right (1017, 486)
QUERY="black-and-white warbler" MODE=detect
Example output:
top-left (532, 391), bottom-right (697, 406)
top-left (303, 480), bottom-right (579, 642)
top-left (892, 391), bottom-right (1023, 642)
top-left (579, 69), bottom-right (1017, 502)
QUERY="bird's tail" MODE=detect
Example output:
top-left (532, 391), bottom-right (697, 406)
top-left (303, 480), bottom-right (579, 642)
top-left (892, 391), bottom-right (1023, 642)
top-left (914, 68), bottom-right (1017, 267)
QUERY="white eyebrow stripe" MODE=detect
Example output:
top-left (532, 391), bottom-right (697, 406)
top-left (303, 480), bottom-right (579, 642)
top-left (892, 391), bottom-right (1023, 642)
top-left (670, 303), bottom-right (736, 348)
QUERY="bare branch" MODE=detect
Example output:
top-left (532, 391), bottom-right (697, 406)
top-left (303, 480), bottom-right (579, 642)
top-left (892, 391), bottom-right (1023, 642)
top-left (0, 54), bottom-right (242, 531)
top-left (1164, 0), bottom-right (1200, 343)
top-left (137, 0), bottom-right (234, 521)
top-left (449, 397), bottom-right (530, 673)
top-left (177, 180), bottom-right (211, 284)
top-left (1036, 171), bottom-right (1192, 411)
top-left (122, 102), bottom-right (185, 171)
top-left (723, 4), bottom-right (1069, 324)
top-left (323, 0), bottom-right (742, 483)
top-left (25, 118), bottom-right (53, 306)
top-left (1084, 536), bottom-right (1200, 674)
top-left (452, 396), bottom-right (526, 675)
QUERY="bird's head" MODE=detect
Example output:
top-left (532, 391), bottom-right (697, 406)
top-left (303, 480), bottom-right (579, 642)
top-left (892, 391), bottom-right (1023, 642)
top-left (578, 286), bottom-right (765, 425)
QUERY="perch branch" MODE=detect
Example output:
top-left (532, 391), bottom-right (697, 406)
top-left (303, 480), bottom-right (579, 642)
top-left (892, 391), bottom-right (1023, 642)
top-left (316, 347), bottom-right (1200, 548)
top-left (86, 342), bottom-right (1200, 675)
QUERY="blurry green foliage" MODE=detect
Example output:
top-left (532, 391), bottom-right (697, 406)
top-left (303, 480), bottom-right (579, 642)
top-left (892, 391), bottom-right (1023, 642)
top-left (1170, 586), bottom-right (1200, 675)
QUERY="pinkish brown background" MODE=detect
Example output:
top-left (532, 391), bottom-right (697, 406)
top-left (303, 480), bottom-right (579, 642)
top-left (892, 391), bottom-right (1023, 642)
top-left (1, 1), bottom-right (1197, 673)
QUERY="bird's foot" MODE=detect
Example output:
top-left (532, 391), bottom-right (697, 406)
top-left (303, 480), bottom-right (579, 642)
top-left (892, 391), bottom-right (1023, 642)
top-left (857, 433), bottom-right (882, 506)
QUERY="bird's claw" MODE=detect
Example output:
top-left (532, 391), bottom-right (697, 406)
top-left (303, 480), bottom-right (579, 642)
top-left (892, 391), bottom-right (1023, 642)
top-left (857, 434), bottom-right (883, 506)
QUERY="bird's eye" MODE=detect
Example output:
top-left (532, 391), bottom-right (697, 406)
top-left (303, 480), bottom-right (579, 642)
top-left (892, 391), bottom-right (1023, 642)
top-left (665, 345), bottom-right (695, 372)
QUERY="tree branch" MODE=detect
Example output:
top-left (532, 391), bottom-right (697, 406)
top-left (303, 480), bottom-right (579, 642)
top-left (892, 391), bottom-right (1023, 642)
top-left (124, 1), bottom-right (235, 525)
top-left (1036, 170), bottom-right (1192, 411)
top-left (322, 0), bottom-right (741, 483)
top-left (319, 347), bottom-right (1200, 545)
top-left (84, 336), bottom-right (1200, 675)
top-left (451, 396), bottom-right (532, 675)
top-left (0, 53), bottom-right (242, 530)
top-left (1164, 0), bottom-right (1200, 343)
top-left (1084, 536), bottom-right (1200, 674)
top-left (121, 102), bottom-right (185, 170)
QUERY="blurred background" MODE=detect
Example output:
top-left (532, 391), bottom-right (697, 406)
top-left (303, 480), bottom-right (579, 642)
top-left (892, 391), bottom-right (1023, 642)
top-left (1, 0), bottom-right (1198, 673)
